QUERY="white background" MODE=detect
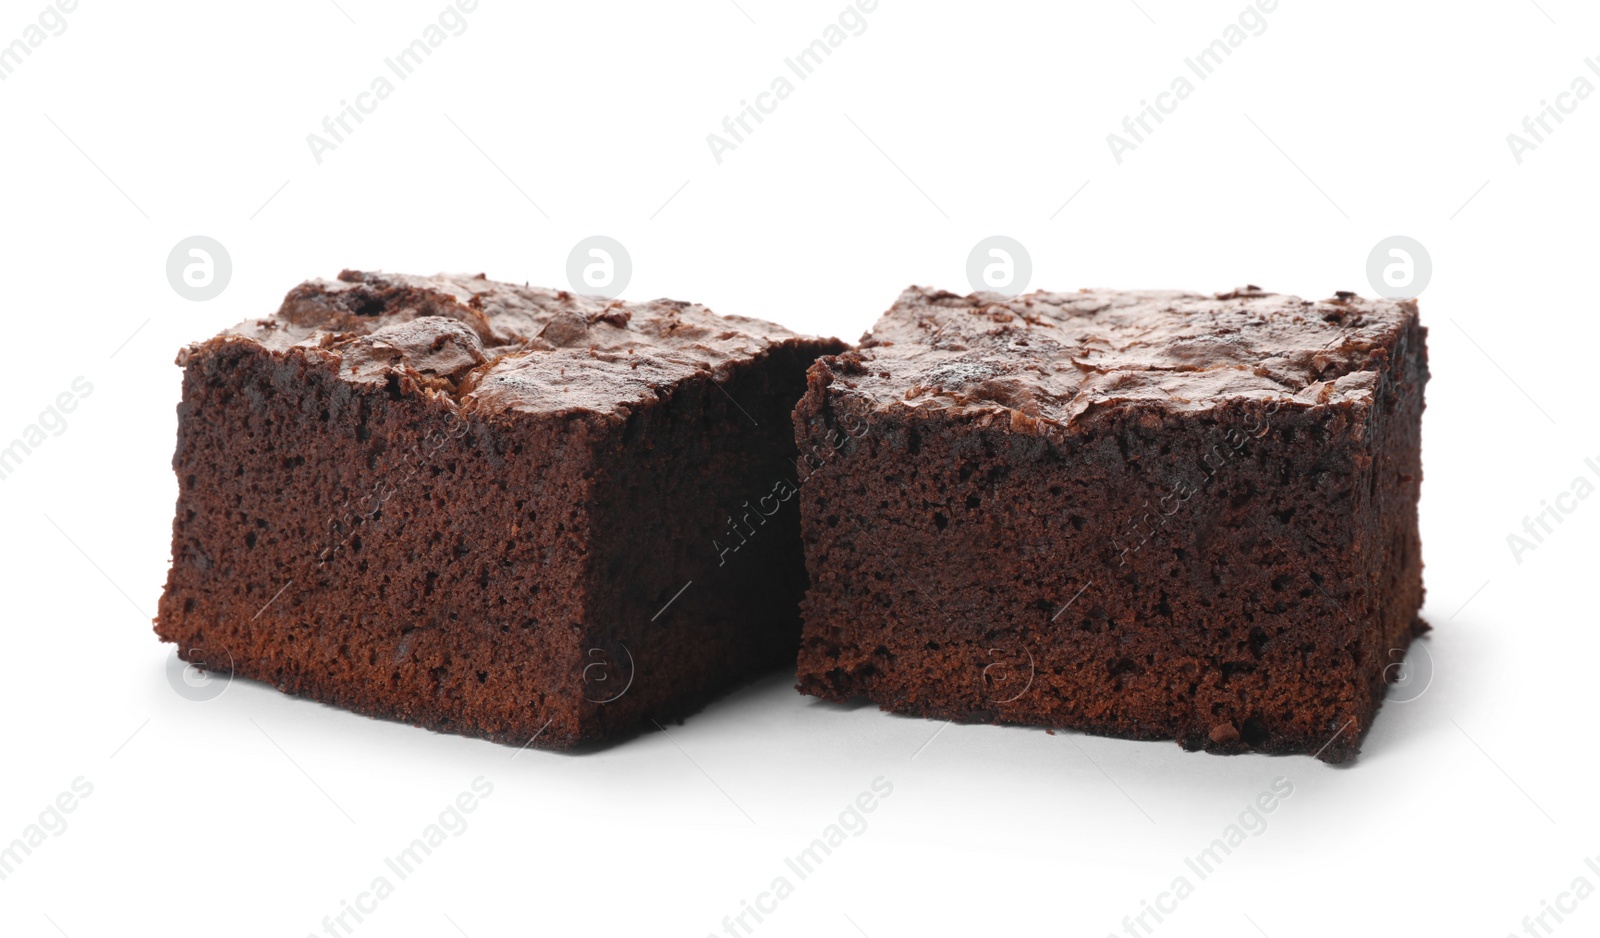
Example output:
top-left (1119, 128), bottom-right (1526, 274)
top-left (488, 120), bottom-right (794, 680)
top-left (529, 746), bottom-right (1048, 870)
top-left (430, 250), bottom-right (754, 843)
top-left (1, 1), bottom-right (1596, 936)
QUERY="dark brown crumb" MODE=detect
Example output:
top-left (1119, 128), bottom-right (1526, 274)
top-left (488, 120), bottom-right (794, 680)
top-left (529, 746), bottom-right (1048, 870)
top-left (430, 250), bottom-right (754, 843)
top-left (156, 271), bottom-right (844, 749)
top-left (793, 286), bottom-right (1427, 763)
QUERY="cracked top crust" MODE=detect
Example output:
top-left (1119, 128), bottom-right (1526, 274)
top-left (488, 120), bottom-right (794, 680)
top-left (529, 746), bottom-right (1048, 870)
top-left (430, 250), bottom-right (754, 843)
top-left (830, 285), bottom-right (1420, 430)
top-left (185, 270), bottom-right (825, 418)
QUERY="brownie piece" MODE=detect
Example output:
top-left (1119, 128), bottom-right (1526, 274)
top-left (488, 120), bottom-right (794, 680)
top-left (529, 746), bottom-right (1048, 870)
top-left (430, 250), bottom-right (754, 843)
top-left (793, 286), bottom-right (1427, 763)
top-left (156, 270), bottom-right (844, 749)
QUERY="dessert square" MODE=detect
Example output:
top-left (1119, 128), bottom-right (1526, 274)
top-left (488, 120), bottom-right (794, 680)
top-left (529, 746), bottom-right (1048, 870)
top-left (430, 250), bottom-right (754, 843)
top-left (792, 286), bottom-right (1427, 762)
top-left (156, 270), bottom-right (843, 748)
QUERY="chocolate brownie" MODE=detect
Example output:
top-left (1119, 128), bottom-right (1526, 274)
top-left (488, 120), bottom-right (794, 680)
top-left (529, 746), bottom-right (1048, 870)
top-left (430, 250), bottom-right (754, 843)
top-left (793, 286), bottom-right (1427, 763)
top-left (156, 270), bottom-right (844, 749)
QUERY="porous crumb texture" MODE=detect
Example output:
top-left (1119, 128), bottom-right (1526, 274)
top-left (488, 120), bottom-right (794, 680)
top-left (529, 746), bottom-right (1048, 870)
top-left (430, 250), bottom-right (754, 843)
top-left (156, 270), bottom-right (843, 749)
top-left (793, 286), bottom-right (1428, 763)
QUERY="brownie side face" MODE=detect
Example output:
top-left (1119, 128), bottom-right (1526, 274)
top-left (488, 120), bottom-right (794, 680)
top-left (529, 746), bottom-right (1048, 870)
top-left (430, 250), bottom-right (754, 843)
top-left (156, 270), bottom-right (843, 749)
top-left (793, 286), bottom-right (1427, 763)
